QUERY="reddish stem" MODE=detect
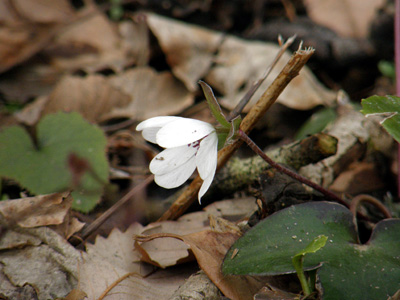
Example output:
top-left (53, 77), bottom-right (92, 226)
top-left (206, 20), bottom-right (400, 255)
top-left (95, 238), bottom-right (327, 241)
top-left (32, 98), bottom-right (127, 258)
top-left (238, 130), bottom-right (349, 207)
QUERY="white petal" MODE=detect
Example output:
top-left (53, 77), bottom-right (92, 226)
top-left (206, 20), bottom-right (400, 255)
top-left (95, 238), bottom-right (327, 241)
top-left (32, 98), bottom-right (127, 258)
top-left (154, 158), bottom-right (196, 189)
top-left (198, 173), bottom-right (214, 204)
top-left (196, 132), bottom-right (218, 180)
top-left (150, 145), bottom-right (197, 175)
top-left (136, 116), bottom-right (183, 144)
top-left (136, 116), bottom-right (182, 131)
top-left (156, 118), bottom-right (215, 148)
top-left (141, 127), bottom-right (160, 144)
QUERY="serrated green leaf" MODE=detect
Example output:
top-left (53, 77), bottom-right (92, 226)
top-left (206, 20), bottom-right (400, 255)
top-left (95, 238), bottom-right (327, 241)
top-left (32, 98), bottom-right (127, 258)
top-left (0, 112), bottom-right (109, 212)
top-left (361, 95), bottom-right (400, 143)
top-left (223, 202), bottom-right (400, 300)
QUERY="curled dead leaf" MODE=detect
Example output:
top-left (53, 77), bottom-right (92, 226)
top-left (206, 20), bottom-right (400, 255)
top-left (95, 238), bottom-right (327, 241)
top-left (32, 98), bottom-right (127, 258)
top-left (135, 230), bottom-right (266, 300)
top-left (0, 192), bottom-right (72, 228)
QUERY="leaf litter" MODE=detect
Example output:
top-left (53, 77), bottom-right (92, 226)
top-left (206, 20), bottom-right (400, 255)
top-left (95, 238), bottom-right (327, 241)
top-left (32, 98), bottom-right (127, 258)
top-left (0, 1), bottom-right (397, 299)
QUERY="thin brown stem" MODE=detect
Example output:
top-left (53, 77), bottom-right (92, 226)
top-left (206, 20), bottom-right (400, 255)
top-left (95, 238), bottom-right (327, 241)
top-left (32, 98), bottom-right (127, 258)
top-left (238, 130), bottom-right (349, 207)
top-left (227, 35), bottom-right (296, 121)
top-left (74, 175), bottom-right (154, 243)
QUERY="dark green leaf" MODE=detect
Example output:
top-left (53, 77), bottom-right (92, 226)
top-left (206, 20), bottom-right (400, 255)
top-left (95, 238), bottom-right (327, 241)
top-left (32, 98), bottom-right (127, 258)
top-left (223, 202), bottom-right (400, 300)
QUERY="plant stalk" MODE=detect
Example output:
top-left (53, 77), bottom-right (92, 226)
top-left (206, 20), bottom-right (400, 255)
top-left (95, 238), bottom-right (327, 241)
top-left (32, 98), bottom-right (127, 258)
top-left (238, 130), bottom-right (348, 207)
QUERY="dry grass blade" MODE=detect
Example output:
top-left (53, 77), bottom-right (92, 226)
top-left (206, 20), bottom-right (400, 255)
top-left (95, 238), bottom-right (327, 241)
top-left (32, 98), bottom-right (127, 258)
top-left (75, 175), bottom-right (154, 243)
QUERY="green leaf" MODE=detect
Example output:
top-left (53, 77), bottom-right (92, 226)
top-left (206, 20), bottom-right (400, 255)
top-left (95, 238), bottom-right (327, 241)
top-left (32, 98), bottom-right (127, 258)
top-left (223, 202), bottom-right (400, 300)
top-left (0, 112), bottom-right (109, 212)
top-left (292, 235), bottom-right (328, 296)
top-left (295, 107), bottom-right (336, 140)
top-left (199, 81), bottom-right (230, 128)
top-left (293, 235), bottom-right (328, 258)
top-left (361, 95), bottom-right (400, 143)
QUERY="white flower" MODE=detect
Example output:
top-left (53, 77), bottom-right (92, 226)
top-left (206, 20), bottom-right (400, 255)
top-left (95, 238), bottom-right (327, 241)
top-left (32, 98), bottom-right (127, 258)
top-left (136, 116), bottom-right (218, 203)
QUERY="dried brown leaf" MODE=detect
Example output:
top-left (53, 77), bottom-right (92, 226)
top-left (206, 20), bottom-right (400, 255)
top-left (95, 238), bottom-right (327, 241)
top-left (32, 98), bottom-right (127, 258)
top-left (108, 67), bottom-right (193, 121)
top-left (134, 212), bottom-right (208, 268)
top-left (8, 0), bottom-right (74, 23)
top-left (136, 229), bottom-right (266, 300)
top-left (50, 13), bottom-right (134, 73)
top-left (80, 224), bottom-right (192, 300)
top-left (0, 0), bottom-right (74, 73)
top-left (146, 13), bottom-right (223, 92)
top-left (205, 36), bottom-right (335, 111)
top-left (135, 198), bottom-right (256, 269)
top-left (329, 161), bottom-right (386, 195)
top-left (0, 192), bottom-right (72, 228)
top-left (254, 285), bottom-right (298, 300)
top-left (304, 0), bottom-right (386, 38)
top-left (36, 74), bottom-right (131, 123)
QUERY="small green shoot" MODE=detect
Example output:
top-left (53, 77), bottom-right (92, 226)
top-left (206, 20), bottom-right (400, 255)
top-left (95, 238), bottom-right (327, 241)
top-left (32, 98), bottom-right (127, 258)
top-left (292, 235), bottom-right (328, 296)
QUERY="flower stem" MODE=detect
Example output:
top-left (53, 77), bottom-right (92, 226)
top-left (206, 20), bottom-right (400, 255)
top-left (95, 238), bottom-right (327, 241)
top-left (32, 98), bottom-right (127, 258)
top-left (238, 130), bottom-right (348, 206)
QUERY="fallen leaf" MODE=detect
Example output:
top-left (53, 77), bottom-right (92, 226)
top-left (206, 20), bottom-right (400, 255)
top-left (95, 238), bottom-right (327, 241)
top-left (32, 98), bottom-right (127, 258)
top-left (62, 289), bottom-right (87, 300)
top-left (206, 35), bottom-right (336, 111)
top-left (0, 223), bottom-right (193, 300)
top-left (135, 198), bottom-right (257, 268)
top-left (204, 197), bottom-right (258, 220)
top-left (0, 0), bottom-right (74, 73)
top-left (49, 12), bottom-right (134, 73)
top-left (50, 215), bottom-right (85, 240)
top-left (0, 228), bottom-right (42, 250)
top-left (0, 227), bottom-right (81, 300)
top-left (146, 13), bottom-right (223, 91)
top-left (108, 67), bottom-right (193, 121)
top-left (0, 192), bottom-right (72, 228)
top-left (254, 285), bottom-right (298, 300)
top-left (304, 0), bottom-right (386, 38)
top-left (329, 161), bottom-right (386, 194)
top-left (136, 229), bottom-right (266, 300)
top-left (134, 213), bottom-right (208, 268)
top-left (81, 224), bottom-right (193, 300)
top-left (39, 74), bottom-right (131, 123)
top-left (5, 0), bottom-right (74, 23)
